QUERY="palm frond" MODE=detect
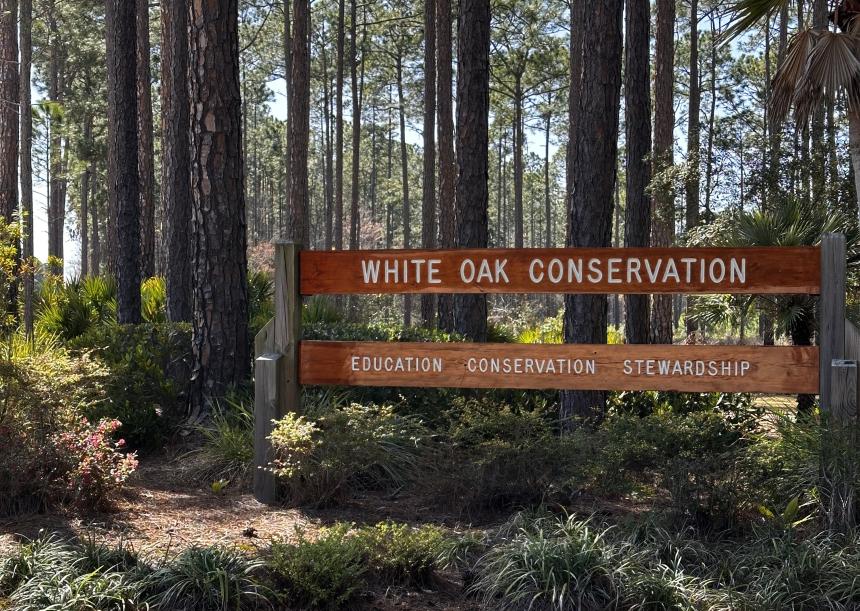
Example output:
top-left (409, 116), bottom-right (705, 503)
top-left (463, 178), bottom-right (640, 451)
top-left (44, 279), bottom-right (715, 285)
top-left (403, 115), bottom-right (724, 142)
top-left (795, 31), bottom-right (860, 122)
top-left (771, 29), bottom-right (817, 125)
top-left (723, 0), bottom-right (790, 44)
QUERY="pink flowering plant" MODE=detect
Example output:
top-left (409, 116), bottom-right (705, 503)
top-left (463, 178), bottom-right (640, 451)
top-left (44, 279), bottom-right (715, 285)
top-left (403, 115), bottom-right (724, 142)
top-left (50, 417), bottom-right (138, 508)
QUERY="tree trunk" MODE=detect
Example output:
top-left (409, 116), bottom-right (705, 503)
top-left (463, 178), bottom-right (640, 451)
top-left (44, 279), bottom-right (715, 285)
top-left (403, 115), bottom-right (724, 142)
top-left (20, 0), bottom-right (33, 335)
top-left (544, 102), bottom-right (552, 249)
top-left (349, 0), bottom-right (362, 250)
top-left (283, 0), bottom-right (292, 235)
top-left (321, 21), bottom-right (334, 250)
top-left (137, 0), bottom-right (155, 279)
top-left (685, 0), bottom-right (700, 341)
top-left (161, 0), bottom-right (192, 322)
top-left (92, 182), bottom-right (101, 277)
top-left (560, 0), bottom-right (624, 425)
top-left (513, 75), bottom-right (524, 249)
top-left (188, 0), bottom-right (250, 407)
top-left (396, 53), bottom-right (413, 327)
top-left (335, 0), bottom-right (345, 249)
top-left (704, 9), bottom-right (717, 220)
top-left (80, 116), bottom-right (92, 278)
top-left (106, 0), bottom-right (141, 323)
top-left (454, 0), bottom-right (490, 341)
top-left (47, 40), bottom-right (65, 276)
top-left (566, 0), bottom-right (583, 227)
top-left (623, 0), bottom-right (651, 346)
top-left (287, 0), bottom-right (310, 244)
top-left (0, 0), bottom-right (18, 318)
top-left (436, 0), bottom-right (455, 332)
top-left (650, 0), bottom-right (675, 345)
top-left (811, 0), bottom-right (827, 204)
top-left (421, 0), bottom-right (437, 327)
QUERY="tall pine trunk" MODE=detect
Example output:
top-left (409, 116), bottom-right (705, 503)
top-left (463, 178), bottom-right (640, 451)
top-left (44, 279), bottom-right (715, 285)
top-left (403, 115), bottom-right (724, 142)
top-left (396, 53), bottom-right (412, 326)
top-left (560, 0), bottom-right (623, 425)
top-left (349, 0), bottom-right (362, 250)
top-left (454, 0), bottom-right (490, 341)
top-left (287, 0), bottom-right (310, 243)
top-left (421, 0), bottom-right (437, 327)
top-left (685, 0), bottom-right (700, 340)
top-left (335, 0), bottom-right (345, 249)
top-left (80, 116), bottom-right (92, 278)
top-left (20, 0), bottom-right (33, 335)
top-left (0, 0), bottom-right (18, 318)
top-left (623, 0), bottom-right (651, 345)
top-left (106, 0), bottom-right (141, 324)
top-left (137, 0), bottom-right (155, 279)
top-left (188, 0), bottom-right (249, 409)
top-left (650, 0), bottom-right (675, 344)
top-left (436, 0), bottom-right (455, 332)
top-left (161, 0), bottom-right (192, 322)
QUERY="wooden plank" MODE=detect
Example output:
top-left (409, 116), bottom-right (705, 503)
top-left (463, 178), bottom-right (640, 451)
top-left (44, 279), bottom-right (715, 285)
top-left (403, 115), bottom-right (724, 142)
top-left (300, 247), bottom-right (821, 295)
top-left (254, 353), bottom-right (283, 504)
top-left (274, 240), bottom-right (302, 415)
top-left (299, 341), bottom-right (820, 394)
top-left (819, 234), bottom-right (846, 413)
top-left (831, 360), bottom-right (858, 423)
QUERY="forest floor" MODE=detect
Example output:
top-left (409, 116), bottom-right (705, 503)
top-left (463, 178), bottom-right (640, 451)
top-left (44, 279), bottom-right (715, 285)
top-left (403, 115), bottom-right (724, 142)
top-left (0, 453), bottom-right (480, 610)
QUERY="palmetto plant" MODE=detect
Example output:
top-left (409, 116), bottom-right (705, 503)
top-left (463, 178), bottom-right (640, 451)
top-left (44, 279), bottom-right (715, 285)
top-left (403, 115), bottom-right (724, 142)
top-left (727, 0), bottom-right (860, 218)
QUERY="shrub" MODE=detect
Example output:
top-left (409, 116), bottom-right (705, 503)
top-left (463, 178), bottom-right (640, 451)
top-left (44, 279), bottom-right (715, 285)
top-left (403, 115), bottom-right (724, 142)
top-left (0, 348), bottom-right (137, 513)
top-left (0, 536), bottom-right (147, 611)
top-left (469, 514), bottom-right (624, 610)
top-left (49, 417), bottom-right (138, 509)
top-left (141, 277), bottom-right (167, 323)
top-left (268, 402), bottom-right (429, 505)
top-left (145, 546), bottom-right (269, 611)
top-left (70, 322), bottom-right (193, 450)
top-left (36, 275), bottom-right (117, 340)
top-left (352, 522), bottom-right (448, 586)
top-left (196, 395), bottom-right (254, 482)
top-left (268, 525), bottom-right (366, 609)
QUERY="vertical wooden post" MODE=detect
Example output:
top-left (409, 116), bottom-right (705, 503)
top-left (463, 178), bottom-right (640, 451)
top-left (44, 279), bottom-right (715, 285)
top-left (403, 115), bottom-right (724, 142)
top-left (819, 233), bottom-right (846, 413)
top-left (253, 240), bottom-right (302, 504)
top-left (831, 360), bottom-right (859, 423)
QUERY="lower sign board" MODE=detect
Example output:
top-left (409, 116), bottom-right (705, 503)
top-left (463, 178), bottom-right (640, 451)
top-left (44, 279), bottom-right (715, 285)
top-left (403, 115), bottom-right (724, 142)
top-left (299, 341), bottom-right (819, 394)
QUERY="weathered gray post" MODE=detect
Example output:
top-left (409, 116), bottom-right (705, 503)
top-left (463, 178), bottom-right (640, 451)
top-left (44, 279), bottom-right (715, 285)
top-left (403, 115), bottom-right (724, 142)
top-left (819, 233), bottom-right (846, 413)
top-left (253, 241), bottom-right (302, 504)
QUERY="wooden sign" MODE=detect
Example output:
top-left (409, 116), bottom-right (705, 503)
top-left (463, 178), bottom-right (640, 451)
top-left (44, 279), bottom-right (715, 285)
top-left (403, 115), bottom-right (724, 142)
top-left (299, 341), bottom-right (820, 394)
top-left (300, 247), bottom-right (821, 296)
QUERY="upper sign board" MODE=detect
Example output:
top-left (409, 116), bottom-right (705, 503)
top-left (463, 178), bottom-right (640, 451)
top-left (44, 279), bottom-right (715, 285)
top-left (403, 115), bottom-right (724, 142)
top-left (300, 247), bottom-right (821, 295)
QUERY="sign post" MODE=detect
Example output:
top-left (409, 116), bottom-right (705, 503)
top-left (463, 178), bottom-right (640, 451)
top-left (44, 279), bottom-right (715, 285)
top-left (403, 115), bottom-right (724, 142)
top-left (253, 239), bottom-right (849, 506)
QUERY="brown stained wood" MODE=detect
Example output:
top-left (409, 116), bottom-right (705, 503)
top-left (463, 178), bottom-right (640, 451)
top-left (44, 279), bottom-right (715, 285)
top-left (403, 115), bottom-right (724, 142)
top-left (299, 341), bottom-right (820, 394)
top-left (300, 247), bottom-right (821, 296)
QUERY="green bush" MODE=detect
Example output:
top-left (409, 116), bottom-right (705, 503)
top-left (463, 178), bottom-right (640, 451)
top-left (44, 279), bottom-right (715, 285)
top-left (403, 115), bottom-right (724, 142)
top-left (70, 322), bottom-right (193, 451)
top-left (352, 522), bottom-right (448, 586)
top-left (0, 348), bottom-right (137, 513)
top-left (196, 395), bottom-right (255, 483)
top-left (145, 546), bottom-right (269, 610)
top-left (269, 525), bottom-right (366, 609)
top-left (0, 536), bottom-right (147, 611)
top-left (268, 402), bottom-right (429, 505)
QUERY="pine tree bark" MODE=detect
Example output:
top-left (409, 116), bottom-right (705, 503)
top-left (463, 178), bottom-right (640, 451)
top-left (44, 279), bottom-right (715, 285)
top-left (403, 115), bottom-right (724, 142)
top-left (106, 0), bottom-right (141, 323)
top-left (513, 75), bottom-right (524, 249)
top-left (454, 0), bottom-right (490, 341)
top-left (560, 0), bottom-right (624, 424)
top-left (396, 53), bottom-right (413, 326)
top-left (137, 0), bottom-right (155, 279)
top-left (436, 0), bottom-right (455, 332)
top-left (685, 0), bottom-right (700, 340)
top-left (283, 0), bottom-right (292, 235)
top-left (188, 0), bottom-right (249, 406)
top-left (421, 0), bottom-right (437, 327)
top-left (321, 23), bottom-right (334, 250)
top-left (566, 0), bottom-right (583, 224)
top-left (47, 33), bottom-right (66, 276)
top-left (20, 0), bottom-right (33, 335)
top-left (650, 0), bottom-right (675, 344)
top-left (335, 0), bottom-right (345, 249)
top-left (80, 116), bottom-right (92, 278)
top-left (287, 0), bottom-right (310, 243)
top-left (161, 0), bottom-right (192, 322)
top-left (0, 0), bottom-right (18, 319)
top-left (623, 0), bottom-right (651, 345)
top-left (349, 0), bottom-right (361, 250)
